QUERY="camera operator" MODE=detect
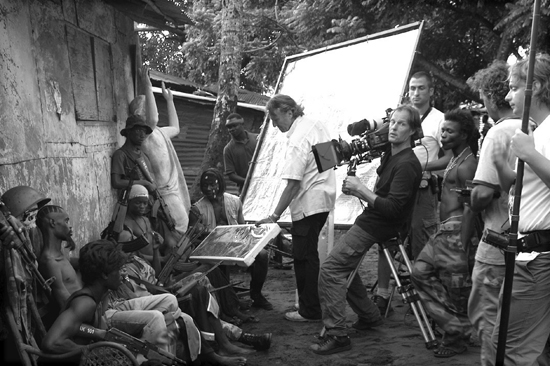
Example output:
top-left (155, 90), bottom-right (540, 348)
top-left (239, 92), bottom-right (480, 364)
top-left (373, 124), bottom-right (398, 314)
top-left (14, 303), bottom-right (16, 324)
top-left (465, 60), bottom-right (521, 366)
top-left (310, 105), bottom-right (422, 355)
top-left (255, 94), bottom-right (336, 323)
top-left (487, 53), bottom-right (550, 366)
top-left (411, 109), bottom-right (480, 358)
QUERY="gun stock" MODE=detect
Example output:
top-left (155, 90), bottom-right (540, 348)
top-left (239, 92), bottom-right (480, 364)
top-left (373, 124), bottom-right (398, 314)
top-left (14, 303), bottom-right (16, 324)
top-left (78, 324), bottom-right (185, 365)
top-left (0, 201), bottom-right (55, 295)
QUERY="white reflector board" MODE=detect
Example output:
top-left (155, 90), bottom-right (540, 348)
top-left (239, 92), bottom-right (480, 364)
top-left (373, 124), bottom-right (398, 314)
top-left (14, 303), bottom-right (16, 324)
top-left (189, 223), bottom-right (281, 266)
top-left (242, 22), bottom-right (422, 226)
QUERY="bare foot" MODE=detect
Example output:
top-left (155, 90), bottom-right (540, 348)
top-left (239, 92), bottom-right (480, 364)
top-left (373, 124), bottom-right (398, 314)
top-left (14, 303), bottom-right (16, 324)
top-left (208, 352), bottom-right (247, 366)
top-left (220, 342), bottom-right (255, 355)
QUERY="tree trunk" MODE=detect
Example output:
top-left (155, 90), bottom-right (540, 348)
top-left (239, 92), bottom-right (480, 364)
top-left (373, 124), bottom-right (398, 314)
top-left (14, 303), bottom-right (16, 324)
top-left (190, 0), bottom-right (243, 201)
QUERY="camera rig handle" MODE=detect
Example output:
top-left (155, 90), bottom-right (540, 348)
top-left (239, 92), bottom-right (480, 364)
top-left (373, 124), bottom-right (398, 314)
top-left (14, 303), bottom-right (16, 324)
top-left (347, 159), bottom-right (358, 176)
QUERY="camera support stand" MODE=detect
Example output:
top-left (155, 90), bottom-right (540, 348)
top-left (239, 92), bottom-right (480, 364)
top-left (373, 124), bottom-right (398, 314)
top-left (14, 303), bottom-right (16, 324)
top-left (318, 238), bottom-right (437, 349)
top-left (381, 239), bottom-right (438, 349)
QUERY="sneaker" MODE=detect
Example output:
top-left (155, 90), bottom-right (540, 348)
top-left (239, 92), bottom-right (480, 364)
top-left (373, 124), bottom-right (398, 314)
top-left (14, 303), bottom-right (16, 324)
top-left (284, 311), bottom-right (320, 322)
top-left (372, 295), bottom-right (393, 315)
top-left (352, 317), bottom-right (384, 330)
top-left (310, 335), bottom-right (351, 355)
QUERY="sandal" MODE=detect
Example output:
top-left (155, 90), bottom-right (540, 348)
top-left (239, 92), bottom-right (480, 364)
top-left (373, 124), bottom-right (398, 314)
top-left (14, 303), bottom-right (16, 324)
top-left (433, 343), bottom-right (467, 358)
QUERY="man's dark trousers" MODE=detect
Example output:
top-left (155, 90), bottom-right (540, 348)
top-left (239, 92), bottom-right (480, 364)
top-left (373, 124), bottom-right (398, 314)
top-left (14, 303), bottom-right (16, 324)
top-left (291, 211), bottom-right (329, 320)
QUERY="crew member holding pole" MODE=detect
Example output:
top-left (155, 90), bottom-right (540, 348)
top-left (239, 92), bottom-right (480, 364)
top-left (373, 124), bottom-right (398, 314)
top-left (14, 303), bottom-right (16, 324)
top-left (490, 53), bottom-right (550, 366)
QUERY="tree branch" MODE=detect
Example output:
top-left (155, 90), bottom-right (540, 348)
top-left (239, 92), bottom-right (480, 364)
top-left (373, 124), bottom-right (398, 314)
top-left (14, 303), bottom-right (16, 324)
top-left (415, 54), bottom-right (482, 104)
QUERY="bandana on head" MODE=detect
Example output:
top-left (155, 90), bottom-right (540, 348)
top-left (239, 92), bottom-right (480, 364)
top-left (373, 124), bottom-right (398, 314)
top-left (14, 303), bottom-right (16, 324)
top-left (128, 184), bottom-right (149, 200)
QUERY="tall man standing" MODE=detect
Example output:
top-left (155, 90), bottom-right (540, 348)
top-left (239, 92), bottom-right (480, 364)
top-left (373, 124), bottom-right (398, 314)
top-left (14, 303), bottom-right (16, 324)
top-left (408, 72), bottom-right (447, 257)
top-left (224, 113), bottom-right (258, 194)
top-left (466, 60), bottom-right (520, 366)
top-left (256, 94), bottom-right (336, 322)
top-left (489, 53), bottom-right (550, 366)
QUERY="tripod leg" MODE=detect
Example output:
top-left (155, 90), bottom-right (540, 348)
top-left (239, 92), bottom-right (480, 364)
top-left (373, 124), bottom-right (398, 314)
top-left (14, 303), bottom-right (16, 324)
top-left (382, 244), bottom-right (438, 349)
top-left (398, 244), bottom-right (438, 344)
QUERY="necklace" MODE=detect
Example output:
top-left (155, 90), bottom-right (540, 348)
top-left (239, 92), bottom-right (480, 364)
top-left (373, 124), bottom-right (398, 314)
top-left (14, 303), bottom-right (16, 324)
top-left (443, 147), bottom-right (470, 185)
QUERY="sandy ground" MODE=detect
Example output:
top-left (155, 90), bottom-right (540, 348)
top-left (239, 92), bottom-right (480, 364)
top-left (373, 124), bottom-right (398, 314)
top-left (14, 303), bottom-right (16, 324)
top-left (230, 243), bottom-right (482, 366)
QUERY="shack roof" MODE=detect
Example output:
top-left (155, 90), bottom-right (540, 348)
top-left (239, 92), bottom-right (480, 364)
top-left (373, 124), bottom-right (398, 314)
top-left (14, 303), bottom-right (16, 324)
top-left (105, 0), bottom-right (193, 36)
top-left (149, 70), bottom-right (269, 107)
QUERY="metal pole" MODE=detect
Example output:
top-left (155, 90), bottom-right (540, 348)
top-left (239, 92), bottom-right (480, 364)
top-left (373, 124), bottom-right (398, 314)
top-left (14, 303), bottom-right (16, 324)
top-left (495, 1), bottom-right (541, 364)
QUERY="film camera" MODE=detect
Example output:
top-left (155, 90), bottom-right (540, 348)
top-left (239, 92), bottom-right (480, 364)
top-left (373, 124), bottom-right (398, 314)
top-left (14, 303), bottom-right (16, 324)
top-left (312, 109), bottom-right (394, 173)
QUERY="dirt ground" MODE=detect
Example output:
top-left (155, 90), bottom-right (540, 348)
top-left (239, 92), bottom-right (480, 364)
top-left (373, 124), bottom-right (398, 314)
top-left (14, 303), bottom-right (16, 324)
top-left (230, 242), bottom-right (482, 366)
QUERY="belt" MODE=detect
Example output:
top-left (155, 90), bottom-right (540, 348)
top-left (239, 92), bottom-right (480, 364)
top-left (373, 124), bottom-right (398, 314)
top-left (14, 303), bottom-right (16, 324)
top-left (518, 230), bottom-right (550, 253)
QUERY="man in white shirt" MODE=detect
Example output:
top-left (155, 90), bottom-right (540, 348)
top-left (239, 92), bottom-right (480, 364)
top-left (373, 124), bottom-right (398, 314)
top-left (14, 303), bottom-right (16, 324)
top-left (256, 94), bottom-right (336, 322)
top-left (489, 53), bottom-right (550, 366)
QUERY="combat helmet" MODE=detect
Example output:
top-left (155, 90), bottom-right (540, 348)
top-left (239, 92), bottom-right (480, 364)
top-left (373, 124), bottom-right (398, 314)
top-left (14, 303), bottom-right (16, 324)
top-left (1, 186), bottom-right (51, 218)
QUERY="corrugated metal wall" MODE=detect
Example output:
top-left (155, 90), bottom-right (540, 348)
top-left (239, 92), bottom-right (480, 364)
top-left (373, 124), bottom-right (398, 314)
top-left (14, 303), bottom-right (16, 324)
top-left (155, 95), bottom-right (266, 199)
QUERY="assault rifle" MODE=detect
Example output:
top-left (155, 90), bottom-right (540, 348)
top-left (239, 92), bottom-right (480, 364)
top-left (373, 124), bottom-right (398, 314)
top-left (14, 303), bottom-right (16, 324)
top-left (156, 218), bottom-right (207, 285)
top-left (170, 260), bottom-right (223, 300)
top-left (101, 180), bottom-right (133, 241)
top-left (134, 157), bottom-right (177, 232)
top-left (0, 200), bottom-right (55, 296)
top-left (78, 324), bottom-right (186, 365)
top-left (128, 260), bottom-right (223, 301)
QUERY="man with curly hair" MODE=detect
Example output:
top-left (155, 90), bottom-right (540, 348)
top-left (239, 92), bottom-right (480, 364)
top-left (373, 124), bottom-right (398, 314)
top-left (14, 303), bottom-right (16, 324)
top-left (466, 60), bottom-right (519, 366)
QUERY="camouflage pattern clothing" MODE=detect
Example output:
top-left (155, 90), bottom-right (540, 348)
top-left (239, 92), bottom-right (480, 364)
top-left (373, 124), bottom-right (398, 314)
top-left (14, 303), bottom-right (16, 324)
top-left (411, 216), bottom-right (478, 345)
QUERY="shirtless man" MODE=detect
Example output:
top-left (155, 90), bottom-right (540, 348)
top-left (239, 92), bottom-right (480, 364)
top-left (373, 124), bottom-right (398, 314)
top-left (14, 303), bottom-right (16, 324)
top-left (411, 109), bottom-right (480, 358)
top-left (36, 205), bottom-right (81, 309)
top-left (32, 203), bottom-right (251, 365)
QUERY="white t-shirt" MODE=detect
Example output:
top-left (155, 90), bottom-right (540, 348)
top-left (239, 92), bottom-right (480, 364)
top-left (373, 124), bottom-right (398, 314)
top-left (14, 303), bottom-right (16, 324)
top-left (413, 107), bottom-right (444, 170)
top-left (282, 116), bottom-right (336, 221)
top-left (518, 114), bottom-right (550, 233)
top-left (473, 118), bottom-right (521, 265)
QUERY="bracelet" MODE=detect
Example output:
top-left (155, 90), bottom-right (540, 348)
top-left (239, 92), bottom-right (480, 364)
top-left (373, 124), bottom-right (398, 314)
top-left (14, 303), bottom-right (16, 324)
top-left (271, 212), bottom-right (280, 220)
top-left (268, 214), bottom-right (278, 223)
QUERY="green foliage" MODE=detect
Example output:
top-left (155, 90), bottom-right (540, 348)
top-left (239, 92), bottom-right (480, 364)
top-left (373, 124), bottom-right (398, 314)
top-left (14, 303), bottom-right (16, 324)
top-left (140, 0), bottom-right (550, 109)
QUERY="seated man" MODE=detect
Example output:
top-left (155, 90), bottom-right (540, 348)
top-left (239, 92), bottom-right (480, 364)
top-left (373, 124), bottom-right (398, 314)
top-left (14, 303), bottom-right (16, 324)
top-left (411, 109), bottom-right (480, 358)
top-left (123, 184), bottom-right (258, 325)
top-left (33, 203), bottom-right (265, 362)
top-left (119, 184), bottom-right (168, 274)
top-left (191, 168), bottom-right (272, 311)
top-left (311, 105), bottom-right (423, 355)
top-left (1, 185), bottom-right (52, 256)
top-left (41, 240), bottom-right (183, 360)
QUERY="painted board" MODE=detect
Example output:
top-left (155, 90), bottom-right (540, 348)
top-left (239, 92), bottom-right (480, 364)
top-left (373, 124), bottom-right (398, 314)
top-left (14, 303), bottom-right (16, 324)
top-left (189, 223), bottom-right (281, 267)
top-left (242, 22), bottom-right (423, 226)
